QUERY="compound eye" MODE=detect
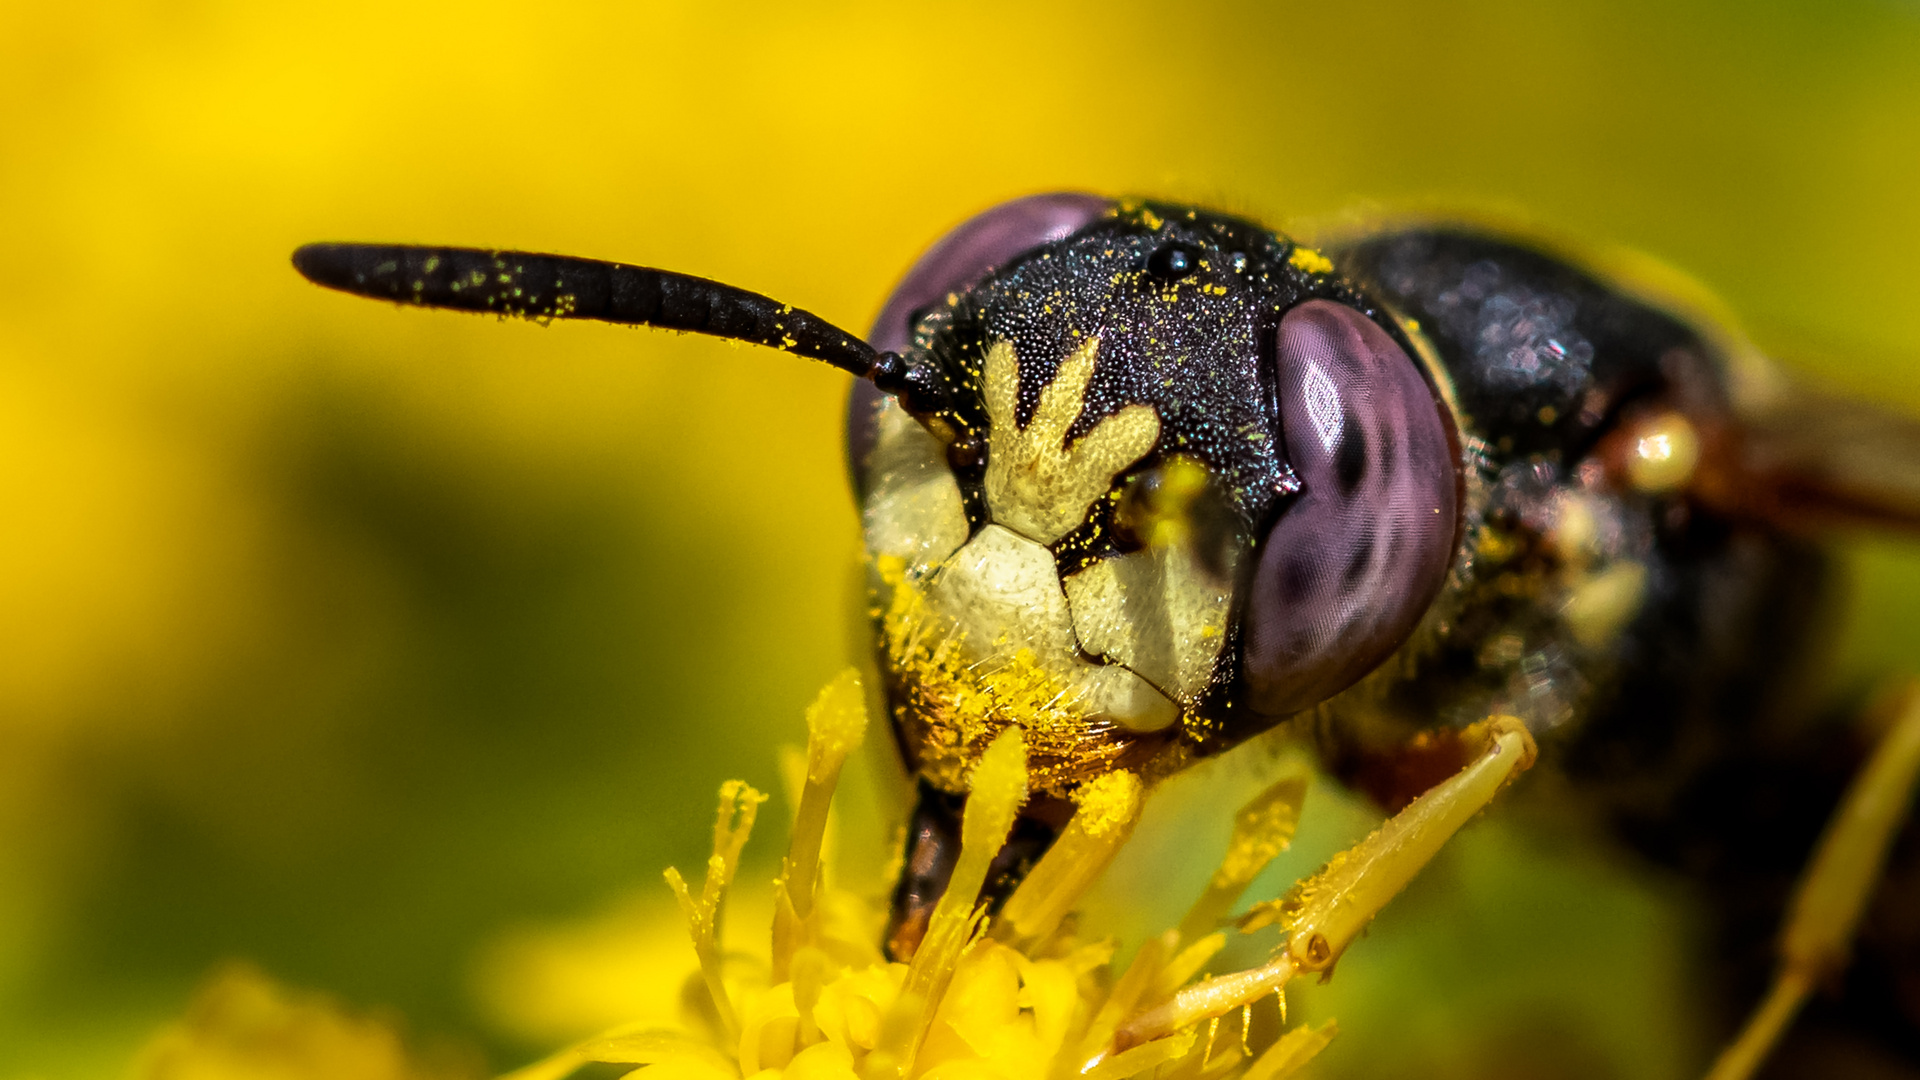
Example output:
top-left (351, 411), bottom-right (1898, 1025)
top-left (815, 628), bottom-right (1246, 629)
top-left (847, 193), bottom-right (1112, 487)
top-left (864, 193), bottom-right (1114, 355)
top-left (1243, 300), bottom-right (1460, 716)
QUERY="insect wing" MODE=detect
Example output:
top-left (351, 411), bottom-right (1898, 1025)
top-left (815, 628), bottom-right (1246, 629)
top-left (1720, 364), bottom-right (1920, 533)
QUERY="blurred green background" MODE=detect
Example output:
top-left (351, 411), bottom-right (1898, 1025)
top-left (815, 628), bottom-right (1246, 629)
top-left (3, 1), bottom-right (1919, 1077)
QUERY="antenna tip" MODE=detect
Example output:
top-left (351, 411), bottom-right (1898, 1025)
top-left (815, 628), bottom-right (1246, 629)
top-left (291, 243), bottom-right (360, 291)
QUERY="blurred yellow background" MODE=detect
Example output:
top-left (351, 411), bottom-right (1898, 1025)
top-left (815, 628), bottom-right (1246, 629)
top-left (3, 1), bottom-right (1919, 1077)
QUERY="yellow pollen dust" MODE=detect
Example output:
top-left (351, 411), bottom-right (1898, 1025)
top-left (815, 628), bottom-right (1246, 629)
top-left (873, 555), bottom-right (1131, 795)
top-left (1070, 770), bottom-right (1141, 839)
top-left (1287, 247), bottom-right (1334, 275)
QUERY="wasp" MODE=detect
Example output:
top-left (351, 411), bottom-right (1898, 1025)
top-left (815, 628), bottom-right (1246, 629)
top-left (294, 195), bottom-right (1920, 1075)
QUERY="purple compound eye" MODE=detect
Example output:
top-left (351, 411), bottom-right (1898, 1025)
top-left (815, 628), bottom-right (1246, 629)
top-left (864, 193), bottom-right (1113, 355)
top-left (1243, 300), bottom-right (1461, 717)
top-left (847, 194), bottom-right (1113, 482)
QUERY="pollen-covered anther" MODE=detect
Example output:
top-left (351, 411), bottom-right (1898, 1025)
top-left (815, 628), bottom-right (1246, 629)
top-left (662, 778), bottom-right (769, 1042)
top-left (1176, 772), bottom-right (1308, 944)
top-left (994, 770), bottom-right (1144, 948)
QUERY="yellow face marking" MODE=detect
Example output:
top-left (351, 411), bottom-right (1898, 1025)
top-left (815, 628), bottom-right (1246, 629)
top-left (1063, 458), bottom-right (1244, 707)
top-left (860, 339), bottom-right (1193, 797)
top-left (983, 337), bottom-right (1161, 545)
top-left (1064, 541), bottom-right (1235, 708)
top-left (861, 395), bottom-right (969, 579)
top-left (875, 528), bottom-right (1178, 797)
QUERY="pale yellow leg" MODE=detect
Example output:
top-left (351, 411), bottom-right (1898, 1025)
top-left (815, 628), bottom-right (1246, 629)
top-left (1114, 716), bottom-right (1535, 1050)
top-left (1703, 680), bottom-right (1920, 1080)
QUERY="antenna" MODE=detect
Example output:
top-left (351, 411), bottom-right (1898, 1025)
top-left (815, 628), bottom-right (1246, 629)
top-left (292, 243), bottom-right (890, 379)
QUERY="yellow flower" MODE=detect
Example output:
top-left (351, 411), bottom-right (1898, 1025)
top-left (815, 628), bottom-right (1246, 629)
top-left (128, 673), bottom-right (1920, 1080)
top-left (497, 670), bottom-right (1536, 1080)
top-left (132, 963), bottom-right (472, 1080)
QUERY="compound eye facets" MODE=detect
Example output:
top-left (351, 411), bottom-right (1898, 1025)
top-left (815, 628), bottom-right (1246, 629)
top-left (1241, 300), bottom-right (1460, 717)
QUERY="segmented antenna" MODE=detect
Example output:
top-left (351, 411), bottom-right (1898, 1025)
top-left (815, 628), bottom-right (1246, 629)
top-left (292, 243), bottom-right (884, 378)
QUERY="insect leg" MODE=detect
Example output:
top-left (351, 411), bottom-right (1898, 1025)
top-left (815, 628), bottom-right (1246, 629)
top-left (883, 780), bottom-right (1064, 961)
top-left (1704, 680), bottom-right (1920, 1080)
top-left (1113, 717), bottom-right (1536, 1051)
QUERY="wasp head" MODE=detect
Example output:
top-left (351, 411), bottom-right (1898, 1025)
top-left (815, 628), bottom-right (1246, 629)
top-left (854, 201), bottom-right (1461, 800)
